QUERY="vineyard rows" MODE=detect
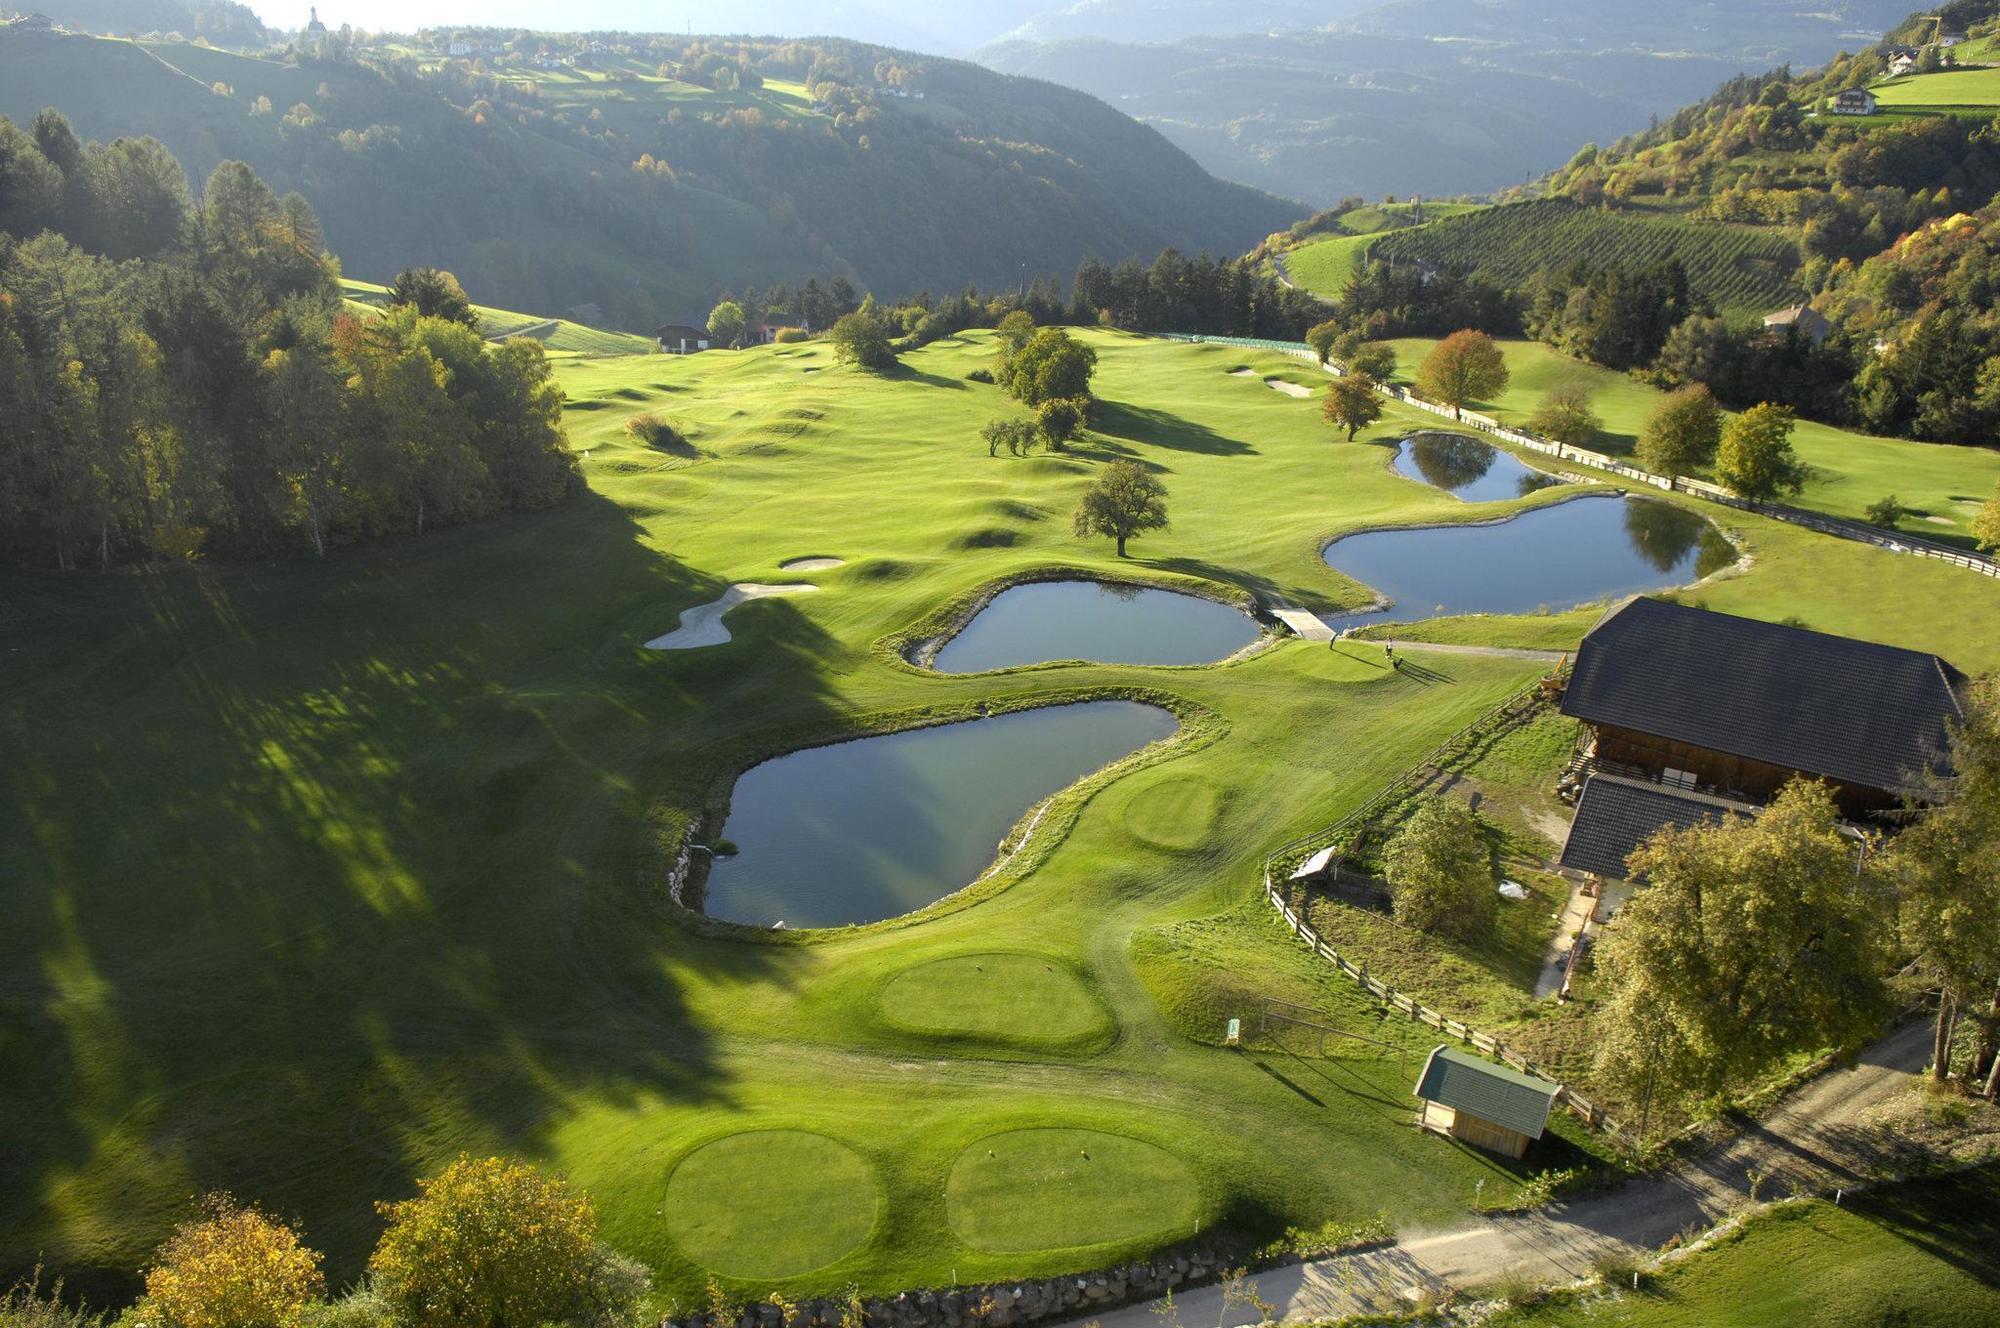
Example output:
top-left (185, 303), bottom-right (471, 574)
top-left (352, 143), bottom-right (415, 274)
top-left (1371, 199), bottom-right (1805, 315)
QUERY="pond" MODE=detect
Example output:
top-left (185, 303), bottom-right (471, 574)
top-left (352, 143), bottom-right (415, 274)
top-left (1321, 494), bottom-right (1735, 627)
top-left (931, 580), bottom-right (1261, 673)
top-left (707, 701), bottom-right (1180, 927)
top-left (1391, 432), bottom-right (1561, 503)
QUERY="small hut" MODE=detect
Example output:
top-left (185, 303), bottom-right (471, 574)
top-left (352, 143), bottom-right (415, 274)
top-left (1412, 1046), bottom-right (1559, 1159)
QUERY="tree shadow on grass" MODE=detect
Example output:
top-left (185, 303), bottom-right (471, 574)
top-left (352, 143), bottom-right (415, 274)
top-left (1850, 1162), bottom-right (2000, 1286)
top-left (0, 489), bottom-right (847, 1300)
top-left (1094, 400), bottom-right (1257, 457)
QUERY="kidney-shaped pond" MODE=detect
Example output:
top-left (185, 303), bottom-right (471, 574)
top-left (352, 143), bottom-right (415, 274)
top-left (1391, 432), bottom-right (1561, 503)
top-left (707, 701), bottom-right (1179, 928)
top-left (931, 580), bottom-right (1260, 673)
top-left (1322, 493), bottom-right (1734, 627)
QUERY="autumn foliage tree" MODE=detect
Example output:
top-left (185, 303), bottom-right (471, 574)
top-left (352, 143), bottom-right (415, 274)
top-left (1415, 329), bottom-right (1508, 418)
top-left (143, 1196), bottom-right (325, 1328)
top-left (1635, 384), bottom-right (1723, 478)
top-left (1978, 483), bottom-right (2000, 554)
top-left (1322, 373), bottom-right (1382, 440)
top-left (1717, 402), bottom-right (1807, 503)
top-left (370, 1156), bottom-right (599, 1328)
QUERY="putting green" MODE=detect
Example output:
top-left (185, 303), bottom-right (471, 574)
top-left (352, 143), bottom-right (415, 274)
top-left (946, 1128), bottom-right (1200, 1252)
top-left (664, 1130), bottom-right (880, 1278)
top-left (1120, 774), bottom-right (1225, 852)
top-left (878, 954), bottom-right (1112, 1046)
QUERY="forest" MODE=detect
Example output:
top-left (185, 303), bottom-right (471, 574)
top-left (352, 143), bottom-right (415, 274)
top-left (0, 112), bottom-right (576, 568)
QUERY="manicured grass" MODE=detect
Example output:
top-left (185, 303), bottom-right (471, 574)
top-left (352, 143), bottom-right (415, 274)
top-left (7, 329), bottom-right (2000, 1308)
top-left (1383, 336), bottom-right (2000, 548)
top-left (1872, 67), bottom-right (2000, 106)
top-left (944, 1129), bottom-right (1199, 1252)
top-left (1284, 234), bottom-right (1375, 297)
top-left (1489, 1165), bottom-right (2000, 1327)
top-left (877, 954), bottom-right (1113, 1048)
top-left (664, 1131), bottom-right (881, 1279)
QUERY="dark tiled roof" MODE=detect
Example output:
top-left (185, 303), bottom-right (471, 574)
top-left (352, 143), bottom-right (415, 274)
top-left (1559, 775), bottom-right (1753, 880)
top-left (1413, 1046), bottom-right (1558, 1138)
top-left (1562, 599), bottom-right (1964, 797)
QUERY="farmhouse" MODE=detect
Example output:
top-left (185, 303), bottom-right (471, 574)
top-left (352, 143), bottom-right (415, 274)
top-left (1558, 773), bottom-right (1756, 882)
top-left (1413, 1046), bottom-right (1560, 1159)
top-left (1889, 52), bottom-right (1919, 77)
top-left (654, 323), bottom-right (710, 354)
top-left (1834, 88), bottom-right (1879, 115)
top-left (1764, 304), bottom-right (1833, 345)
top-left (1558, 598), bottom-right (1965, 819)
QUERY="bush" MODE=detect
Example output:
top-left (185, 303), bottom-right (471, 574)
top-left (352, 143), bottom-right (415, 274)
top-left (772, 326), bottom-right (811, 344)
top-left (3, 1272), bottom-right (107, 1328)
top-left (1035, 396), bottom-right (1090, 449)
top-left (965, 367), bottom-right (995, 384)
top-left (369, 1156), bottom-right (598, 1328)
top-left (578, 1249), bottom-right (651, 1328)
top-left (143, 1196), bottom-right (326, 1328)
top-left (831, 311), bottom-right (898, 370)
top-left (1382, 797), bottom-right (1493, 938)
top-left (1865, 494), bottom-right (1904, 527)
top-left (624, 412), bottom-right (687, 450)
top-left (299, 1289), bottom-right (391, 1328)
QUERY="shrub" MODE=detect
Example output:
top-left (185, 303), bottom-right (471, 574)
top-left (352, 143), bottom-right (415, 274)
top-left (369, 1156), bottom-right (598, 1328)
top-left (3, 1271), bottom-right (107, 1328)
top-left (298, 1289), bottom-right (390, 1328)
top-left (143, 1196), bottom-right (326, 1328)
top-left (1865, 494), bottom-right (1904, 527)
top-left (1035, 396), bottom-right (1090, 449)
top-left (578, 1250), bottom-right (651, 1328)
top-left (965, 367), bottom-right (995, 384)
top-left (831, 311), bottom-right (897, 370)
top-left (772, 326), bottom-right (810, 344)
top-left (624, 412), bottom-right (686, 450)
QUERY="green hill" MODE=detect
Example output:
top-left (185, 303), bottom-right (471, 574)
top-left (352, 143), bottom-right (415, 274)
top-left (340, 279), bottom-right (659, 357)
top-left (1369, 198), bottom-right (1805, 317)
top-left (0, 28), bottom-right (1299, 330)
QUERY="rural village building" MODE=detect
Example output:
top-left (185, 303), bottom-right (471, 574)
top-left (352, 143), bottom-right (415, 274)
top-left (1763, 303), bottom-right (1833, 344)
top-left (654, 323), bottom-right (710, 354)
top-left (1412, 1046), bottom-right (1560, 1159)
top-left (1555, 598), bottom-right (1965, 882)
top-left (1834, 88), bottom-right (1879, 115)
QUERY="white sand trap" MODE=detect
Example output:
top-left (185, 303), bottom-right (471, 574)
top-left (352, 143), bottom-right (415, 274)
top-left (646, 583), bottom-right (819, 650)
top-left (1229, 367), bottom-right (1259, 377)
top-left (779, 556), bottom-right (846, 571)
top-left (1265, 378), bottom-right (1313, 398)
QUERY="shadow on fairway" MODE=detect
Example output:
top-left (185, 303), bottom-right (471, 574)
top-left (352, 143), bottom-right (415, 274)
top-left (1095, 400), bottom-right (1256, 457)
top-left (0, 489), bottom-right (842, 1298)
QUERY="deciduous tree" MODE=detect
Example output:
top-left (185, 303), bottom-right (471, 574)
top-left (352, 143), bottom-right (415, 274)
top-left (1526, 380), bottom-right (1601, 447)
top-left (1306, 319), bottom-right (1341, 366)
top-left (1002, 327), bottom-right (1096, 406)
top-left (1322, 373), bottom-right (1382, 440)
top-left (1072, 460), bottom-right (1166, 557)
top-left (1593, 781), bottom-right (1891, 1119)
top-left (1035, 395), bottom-right (1088, 450)
top-left (1381, 797), bottom-right (1492, 938)
top-left (386, 267), bottom-right (477, 328)
top-left (830, 309), bottom-right (897, 371)
top-left (705, 300), bottom-right (745, 347)
top-left (1717, 402), bottom-right (1807, 502)
top-left (1635, 384), bottom-right (1723, 478)
top-left (1974, 482), bottom-right (2000, 553)
top-left (1415, 329), bottom-right (1508, 418)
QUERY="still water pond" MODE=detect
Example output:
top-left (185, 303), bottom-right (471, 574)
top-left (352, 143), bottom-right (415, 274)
top-left (709, 702), bottom-right (1179, 927)
top-left (932, 581), bottom-right (1260, 673)
top-left (1322, 494), bottom-right (1734, 627)
top-left (1391, 432), bottom-right (1561, 503)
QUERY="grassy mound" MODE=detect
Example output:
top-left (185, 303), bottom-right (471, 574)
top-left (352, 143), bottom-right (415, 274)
top-left (946, 1129), bottom-right (1199, 1252)
top-left (664, 1131), bottom-right (881, 1279)
top-left (877, 955), bottom-right (1113, 1049)
top-left (1118, 774), bottom-right (1226, 852)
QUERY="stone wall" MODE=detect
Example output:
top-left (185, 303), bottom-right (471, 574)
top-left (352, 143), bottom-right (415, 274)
top-left (664, 1251), bottom-right (1239, 1328)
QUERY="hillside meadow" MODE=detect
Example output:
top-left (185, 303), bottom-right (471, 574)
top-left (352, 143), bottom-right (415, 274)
top-left (6, 329), bottom-right (2000, 1306)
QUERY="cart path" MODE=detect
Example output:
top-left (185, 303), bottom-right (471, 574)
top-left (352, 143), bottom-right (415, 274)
top-left (1077, 1019), bottom-right (1930, 1325)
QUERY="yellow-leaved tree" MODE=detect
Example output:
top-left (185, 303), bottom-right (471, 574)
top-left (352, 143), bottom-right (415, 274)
top-left (143, 1195), bottom-right (325, 1328)
top-left (369, 1156), bottom-right (598, 1328)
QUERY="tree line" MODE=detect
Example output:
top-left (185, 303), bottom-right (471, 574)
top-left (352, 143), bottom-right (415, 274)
top-left (0, 111), bottom-right (576, 569)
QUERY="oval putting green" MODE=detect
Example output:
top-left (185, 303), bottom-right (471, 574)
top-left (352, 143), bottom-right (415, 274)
top-left (946, 1128), bottom-right (1200, 1252)
top-left (1121, 775), bottom-right (1223, 852)
top-left (664, 1130), bottom-right (880, 1278)
top-left (879, 954), bottom-right (1112, 1046)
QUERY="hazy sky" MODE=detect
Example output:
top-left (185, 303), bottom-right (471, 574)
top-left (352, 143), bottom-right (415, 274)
top-left (255, 0), bottom-right (1029, 51)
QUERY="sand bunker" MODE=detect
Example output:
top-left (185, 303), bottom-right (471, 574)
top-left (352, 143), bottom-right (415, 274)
top-left (1229, 367), bottom-right (1258, 377)
top-left (646, 583), bottom-right (820, 650)
top-left (1265, 378), bottom-right (1313, 398)
top-left (779, 556), bottom-right (846, 571)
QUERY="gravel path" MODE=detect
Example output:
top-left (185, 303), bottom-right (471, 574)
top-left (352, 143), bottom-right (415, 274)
top-left (1080, 1020), bottom-right (1930, 1324)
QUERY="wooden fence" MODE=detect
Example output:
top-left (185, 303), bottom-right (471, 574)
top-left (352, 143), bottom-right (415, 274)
top-left (1166, 334), bottom-right (2000, 582)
